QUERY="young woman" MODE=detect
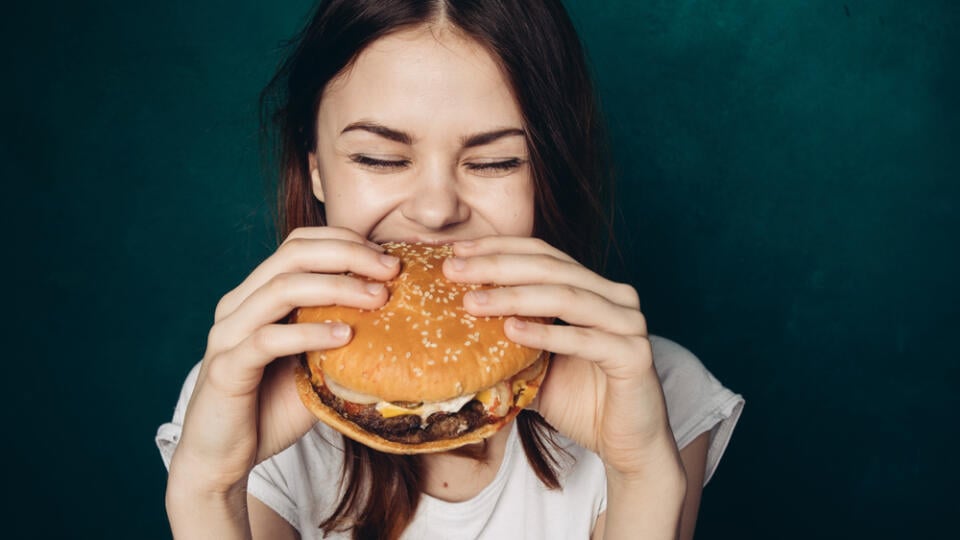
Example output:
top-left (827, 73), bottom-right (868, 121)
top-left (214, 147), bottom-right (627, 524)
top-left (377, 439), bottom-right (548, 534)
top-left (156, 1), bottom-right (743, 538)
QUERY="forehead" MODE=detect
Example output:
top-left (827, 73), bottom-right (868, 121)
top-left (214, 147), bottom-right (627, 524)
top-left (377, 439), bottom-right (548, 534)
top-left (318, 25), bottom-right (524, 135)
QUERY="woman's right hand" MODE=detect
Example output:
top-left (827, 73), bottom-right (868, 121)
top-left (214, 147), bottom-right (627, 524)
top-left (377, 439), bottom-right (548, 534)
top-left (167, 227), bottom-right (400, 494)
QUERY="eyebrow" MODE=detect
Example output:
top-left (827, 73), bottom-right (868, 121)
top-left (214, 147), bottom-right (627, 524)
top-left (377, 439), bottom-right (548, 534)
top-left (341, 122), bottom-right (412, 145)
top-left (340, 121), bottom-right (525, 148)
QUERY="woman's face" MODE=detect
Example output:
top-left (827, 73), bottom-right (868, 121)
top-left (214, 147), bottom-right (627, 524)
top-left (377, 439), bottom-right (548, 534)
top-left (309, 25), bottom-right (534, 244)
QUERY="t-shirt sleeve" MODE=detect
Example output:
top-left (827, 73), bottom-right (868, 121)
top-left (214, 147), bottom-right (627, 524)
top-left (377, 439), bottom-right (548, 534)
top-left (247, 451), bottom-right (303, 532)
top-left (155, 361), bottom-right (201, 470)
top-left (155, 363), bottom-right (340, 534)
top-left (650, 335), bottom-right (744, 485)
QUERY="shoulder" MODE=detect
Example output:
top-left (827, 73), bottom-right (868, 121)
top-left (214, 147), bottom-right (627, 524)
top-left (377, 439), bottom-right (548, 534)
top-left (649, 335), bottom-right (719, 397)
top-left (648, 335), bottom-right (745, 484)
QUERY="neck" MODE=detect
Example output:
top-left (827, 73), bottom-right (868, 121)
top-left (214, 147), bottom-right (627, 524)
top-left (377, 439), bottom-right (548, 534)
top-left (419, 421), bottom-right (513, 502)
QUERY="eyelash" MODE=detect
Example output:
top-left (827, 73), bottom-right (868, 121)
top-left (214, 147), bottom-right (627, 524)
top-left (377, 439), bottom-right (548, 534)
top-left (350, 155), bottom-right (525, 173)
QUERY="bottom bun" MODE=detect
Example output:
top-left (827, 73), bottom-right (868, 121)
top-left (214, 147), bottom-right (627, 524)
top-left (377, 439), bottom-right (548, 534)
top-left (294, 358), bottom-right (547, 455)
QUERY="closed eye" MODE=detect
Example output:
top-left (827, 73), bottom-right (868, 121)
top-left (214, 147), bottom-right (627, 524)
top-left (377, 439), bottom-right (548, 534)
top-left (464, 158), bottom-right (526, 174)
top-left (350, 155), bottom-right (410, 170)
top-left (349, 155), bottom-right (527, 175)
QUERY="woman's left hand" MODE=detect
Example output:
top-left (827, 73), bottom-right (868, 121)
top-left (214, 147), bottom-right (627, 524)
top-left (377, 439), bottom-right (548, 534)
top-left (443, 236), bottom-right (682, 478)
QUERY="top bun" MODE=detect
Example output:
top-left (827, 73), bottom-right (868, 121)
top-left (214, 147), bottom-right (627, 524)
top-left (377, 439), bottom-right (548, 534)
top-left (294, 242), bottom-right (544, 402)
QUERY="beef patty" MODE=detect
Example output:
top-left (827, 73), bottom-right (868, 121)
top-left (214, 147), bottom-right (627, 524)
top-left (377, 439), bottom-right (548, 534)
top-left (312, 377), bottom-right (496, 444)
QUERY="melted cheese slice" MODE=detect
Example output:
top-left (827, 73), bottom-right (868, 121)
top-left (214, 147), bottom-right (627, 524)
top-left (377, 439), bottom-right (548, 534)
top-left (327, 354), bottom-right (547, 425)
top-left (376, 393), bottom-right (476, 422)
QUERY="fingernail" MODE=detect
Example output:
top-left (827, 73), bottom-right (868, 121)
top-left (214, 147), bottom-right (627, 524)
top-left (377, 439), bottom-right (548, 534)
top-left (469, 290), bottom-right (489, 304)
top-left (367, 241), bottom-right (386, 252)
top-left (511, 318), bottom-right (527, 330)
top-left (448, 257), bottom-right (466, 271)
top-left (332, 324), bottom-right (351, 339)
top-left (380, 254), bottom-right (399, 267)
top-left (365, 282), bottom-right (385, 295)
top-left (455, 240), bottom-right (474, 249)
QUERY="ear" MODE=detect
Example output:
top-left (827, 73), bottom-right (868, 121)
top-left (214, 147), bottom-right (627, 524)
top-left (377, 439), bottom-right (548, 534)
top-left (308, 152), bottom-right (325, 202)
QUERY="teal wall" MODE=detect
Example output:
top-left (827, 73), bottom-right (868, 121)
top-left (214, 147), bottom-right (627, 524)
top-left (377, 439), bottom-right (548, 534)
top-left (6, 1), bottom-right (957, 537)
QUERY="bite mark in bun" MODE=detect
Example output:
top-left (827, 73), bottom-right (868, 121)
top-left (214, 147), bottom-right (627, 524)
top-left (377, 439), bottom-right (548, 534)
top-left (293, 242), bottom-right (549, 454)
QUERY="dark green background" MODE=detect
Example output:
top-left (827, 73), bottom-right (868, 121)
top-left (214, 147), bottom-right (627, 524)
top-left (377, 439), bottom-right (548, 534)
top-left (6, 0), bottom-right (957, 537)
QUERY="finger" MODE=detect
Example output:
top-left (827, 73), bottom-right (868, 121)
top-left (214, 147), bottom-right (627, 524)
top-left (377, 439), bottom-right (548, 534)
top-left (205, 322), bottom-right (352, 397)
top-left (444, 252), bottom-right (640, 310)
top-left (453, 235), bottom-right (576, 263)
top-left (504, 318), bottom-right (651, 381)
top-left (210, 273), bottom-right (387, 353)
top-left (282, 226), bottom-right (384, 252)
top-left (217, 238), bottom-right (400, 322)
top-left (463, 285), bottom-right (647, 336)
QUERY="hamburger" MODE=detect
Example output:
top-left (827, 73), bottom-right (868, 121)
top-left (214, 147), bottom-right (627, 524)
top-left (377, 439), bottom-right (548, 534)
top-left (293, 241), bottom-right (549, 454)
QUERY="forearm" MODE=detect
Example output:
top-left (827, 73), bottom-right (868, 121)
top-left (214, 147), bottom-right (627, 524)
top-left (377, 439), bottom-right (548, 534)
top-left (602, 459), bottom-right (687, 540)
top-left (165, 473), bottom-right (252, 540)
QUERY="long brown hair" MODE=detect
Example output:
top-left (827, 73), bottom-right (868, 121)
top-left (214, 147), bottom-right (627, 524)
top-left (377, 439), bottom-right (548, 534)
top-left (259, 1), bottom-right (616, 537)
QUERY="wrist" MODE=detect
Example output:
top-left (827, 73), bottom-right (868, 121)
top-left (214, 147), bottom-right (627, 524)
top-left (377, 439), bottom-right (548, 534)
top-left (167, 444), bottom-right (253, 495)
top-left (605, 460), bottom-right (687, 502)
top-left (166, 475), bottom-right (251, 540)
top-left (603, 430), bottom-right (686, 482)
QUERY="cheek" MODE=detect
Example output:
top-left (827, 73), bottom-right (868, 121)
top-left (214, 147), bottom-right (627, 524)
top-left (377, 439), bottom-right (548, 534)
top-left (476, 176), bottom-right (535, 236)
top-left (319, 164), bottom-right (395, 229)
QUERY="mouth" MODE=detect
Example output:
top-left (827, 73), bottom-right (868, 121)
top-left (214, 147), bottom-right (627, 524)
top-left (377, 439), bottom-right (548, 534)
top-left (376, 237), bottom-right (463, 246)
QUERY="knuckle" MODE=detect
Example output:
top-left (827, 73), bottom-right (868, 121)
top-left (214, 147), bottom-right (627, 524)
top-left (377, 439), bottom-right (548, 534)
top-left (279, 236), bottom-right (310, 255)
top-left (205, 321), bottom-right (237, 354)
top-left (572, 325), bottom-right (593, 341)
top-left (532, 237), bottom-right (551, 252)
top-left (343, 241), bottom-right (367, 266)
top-left (558, 283), bottom-right (580, 303)
top-left (249, 326), bottom-right (278, 355)
top-left (265, 272), bottom-right (298, 294)
top-left (214, 293), bottom-right (234, 322)
top-left (616, 283), bottom-right (641, 309)
top-left (204, 351), bottom-right (232, 384)
top-left (530, 254), bottom-right (560, 281)
top-left (206, 324), bottom-right (223, 350)
top-left (632, 310), bottom-right (649, 335)
top-left (283, 227), bottom-right (313, 245)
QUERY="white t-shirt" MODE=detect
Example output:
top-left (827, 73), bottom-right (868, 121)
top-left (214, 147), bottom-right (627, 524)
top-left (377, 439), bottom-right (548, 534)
top-left (156, 335), bottom-right (744, 539)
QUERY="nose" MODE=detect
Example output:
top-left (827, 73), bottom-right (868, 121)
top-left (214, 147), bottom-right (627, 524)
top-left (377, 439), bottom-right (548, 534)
top-left (400, 161), bottom-right (470, 230)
